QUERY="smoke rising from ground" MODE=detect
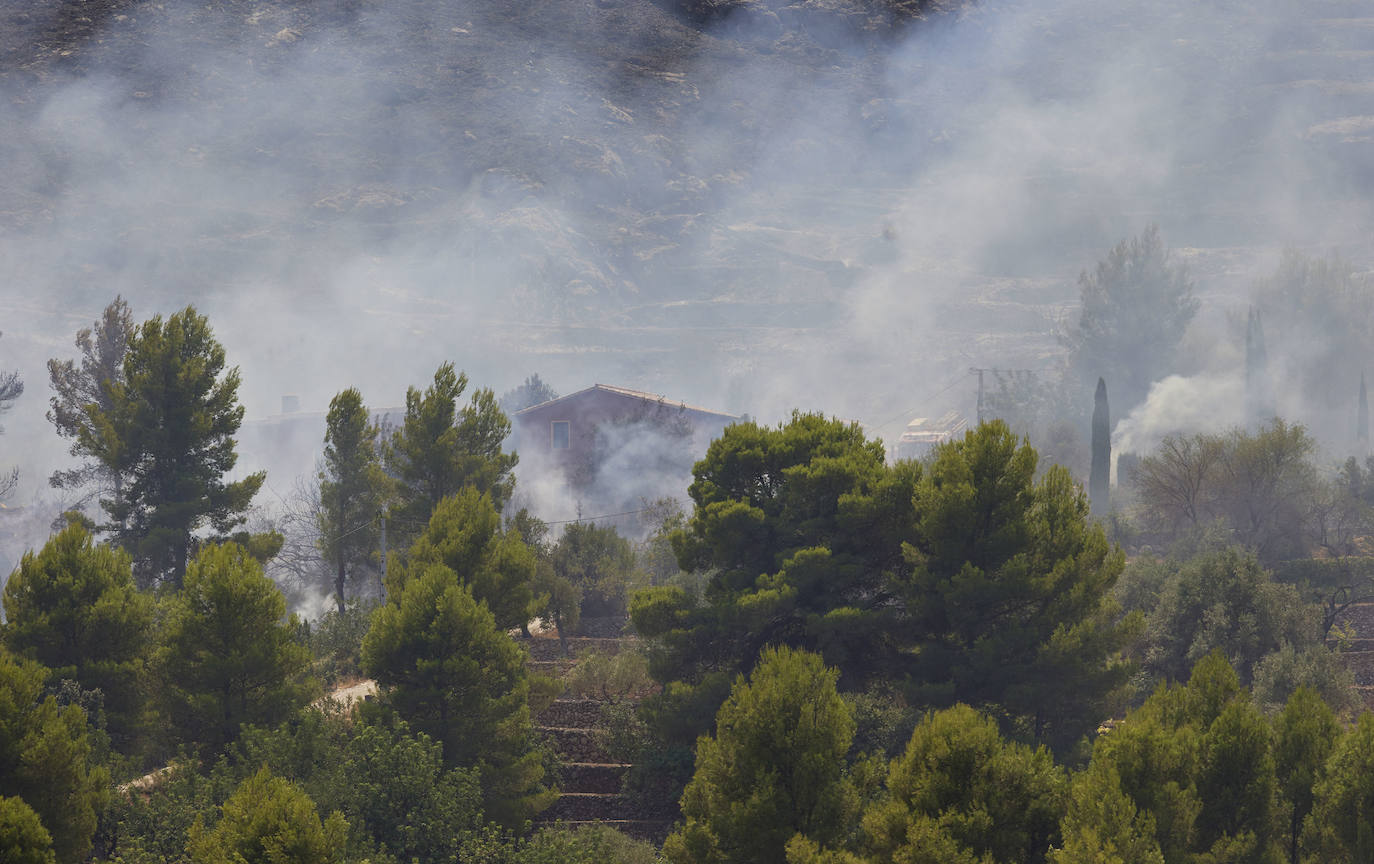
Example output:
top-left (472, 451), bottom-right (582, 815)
top-left (2, 0), bottom-right (1373, 572)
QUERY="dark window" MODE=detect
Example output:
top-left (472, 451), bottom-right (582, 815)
top-left (552, 420), bottom-right (570, 450)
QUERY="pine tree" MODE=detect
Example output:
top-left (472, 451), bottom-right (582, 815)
top-left (185, 767), bottom-right (347, 864)
top-left (0, 648), bottom-right (107, 864)
top-left (318, 388), bottom-right (387, 614)
top-left (1274, 687), bottom-right (1340, 864)
top-left (46, 296), bottom-right (134, 506)
top-left (391, 487), bottom-right (536, 632)
top-left (0, 796), bottom-right (57, 864)
top-left (362, 564), bottom-right (552, 826)
top-left (866, 704), bottom-right (1067, 864)
top-left (155, 543), bottom-right (315, 755)
top-left (2, 521), bottom-right (152, 748)
top-left (91, 307), bottom-right (264, 587)
top-left (387, 363), bottom-right (517, 533)
top-left (904, 421), bottom-right (1135, 752)
top-left (663, 646), bottom-right (857, 864)
top-left (1301, 712), bottom-right (1374, 863)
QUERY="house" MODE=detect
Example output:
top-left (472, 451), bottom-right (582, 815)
top-left (895, 412), bottom-right (968, 461)
top-left (510, 384), bottom-right (744, 524)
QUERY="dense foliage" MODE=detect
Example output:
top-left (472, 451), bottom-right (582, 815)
top-left (2, 522), bottom-right (152, 748)
top-left (664, 646), bottom-right (859, 864)
top-left (7, 300), bottom-right (1374, 863)
top-left (362, 563), bottom-right (553, 827)
top-left (0, 648), bottom-right (107, 864)
top-left (318, 387), bottom-right (388, 614)
top-left (89, 307), bottom-right (266, 587)
top-left (387, 362), bottom-right (518, 531)
top-left (636, 415), bottom-right (1136, 756)
top-left (390, 487), bottom-right (537, 633)
top-left (155, 543), bottom-right (316, 757)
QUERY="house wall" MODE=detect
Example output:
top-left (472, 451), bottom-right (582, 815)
top-left (511, 389), bottom-right (739, 483)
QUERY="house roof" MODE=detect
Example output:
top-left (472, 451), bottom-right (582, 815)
top-left (513, 383), bottom-right (741, 421)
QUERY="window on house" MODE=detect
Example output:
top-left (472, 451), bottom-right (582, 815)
top-left (551, 420), bottom-right (570, 450)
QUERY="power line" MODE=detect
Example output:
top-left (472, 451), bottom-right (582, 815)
top-left (543, 506), bottom-right (655, 526)
top-left (390, 505), bottom-right (659, 530)
top-left (870, 373), bottom-right (969, 432)
top-left (321, 518), bottom-right (378, 548)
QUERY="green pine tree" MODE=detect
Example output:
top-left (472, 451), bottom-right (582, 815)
top-left (664, 646), bottom-right (858, 864)
top-left (386, 362), bottom-right (517, 532)
top-left (318, 387), bottom-right (388, 614)
top-left (2, 521), bottom-right (152, 749)
top-left (155, 543), bottom-right (315, 756)
top-left (87, 306), bottom-right (265, 587)
top-left (0, 648), bottom-right (107, 864)
top-left (362, 564), bottom-right (553, 826)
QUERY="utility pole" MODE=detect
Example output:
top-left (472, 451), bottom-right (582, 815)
top-left (378, 507), bottom-right (388, 598)
top-left (970, 368), bottom-right (989, 425)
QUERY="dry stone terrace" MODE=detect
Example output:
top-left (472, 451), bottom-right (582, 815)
top-left (1334, 600), bottom-right (1374, 709)
top-left (524, 620), bottom-right (673, 842)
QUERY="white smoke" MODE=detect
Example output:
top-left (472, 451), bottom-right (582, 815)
top-left (1111, 373), bottom-right (1245, 483)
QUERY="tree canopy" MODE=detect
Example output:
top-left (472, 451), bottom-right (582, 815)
top-left (1058, 653), bottom-right (1280, 864)
top-left (664, 646), bottom-right (858, 864)
top-left (1137, 548), bottom-right (1320, 689)
top-left (185, 766), bottom-right (347, 864)
top-left (362, 563), bottom-right (552, 827)
top-left (1131, 420), bottom-right (1321, 564)
top-left (387, 362), bottom-right (517, 531)
top-left (864, 704), bottom-right (1067, 864)
top-left (2, 521), bottom-right (152, 747)
top-left (392, 487), bottom-right (536, 633)
top-left (900, 421), bottom-right (1137, 749)
top-left (499, 373), bottom-right (559, 414)
top-left (0, 648), bottom-right (106, 864)
top-left (1063, 224), bottom-right (1198, 417)
top-left (318, 387), bottom-right (388, 614)
top-left (636, 417), bottom-right (1136, 756)
top-left (0, 795), bottom-right (56, 864)
top-left (551, 521), bottom-right (645, 622)
top-left (155, 543), bottom-right (315, 756)
top-left (84, 306), bottom-right (264, 587)
top-left (46, 296), bottom-right (133, 504)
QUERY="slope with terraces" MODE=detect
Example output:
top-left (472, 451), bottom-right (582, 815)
top-left (525, 620), bottom-right (674, 843)
top-left (1333, 601), bottom-right (1374, 710)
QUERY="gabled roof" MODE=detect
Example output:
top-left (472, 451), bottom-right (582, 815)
top-left (513, 383), bottom-right (740, 421)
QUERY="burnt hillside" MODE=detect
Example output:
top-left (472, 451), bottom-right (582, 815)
top-left (1, 0), bottom-right (1372, 438)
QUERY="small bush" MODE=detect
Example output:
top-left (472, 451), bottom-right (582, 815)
top-left (563, 650), bottom-right (654, 702)
top-left (310, 598), bottom-right (380, 687)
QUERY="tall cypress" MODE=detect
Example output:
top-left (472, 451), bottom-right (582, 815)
top-left (1359, 373), bottom-right (1369, 450)
top-left (1246, 306), bottom-right (1276, 429)
top-left (1090, 377), bottom-right (1110, 515)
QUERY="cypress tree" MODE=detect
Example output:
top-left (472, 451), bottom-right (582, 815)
top-left (1358, 373), bottom-right (1369, 450)
top-left (1090, 377), bottom-right (1110, 515)
top-left (1246, 307), bottom-right (1276, 429)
